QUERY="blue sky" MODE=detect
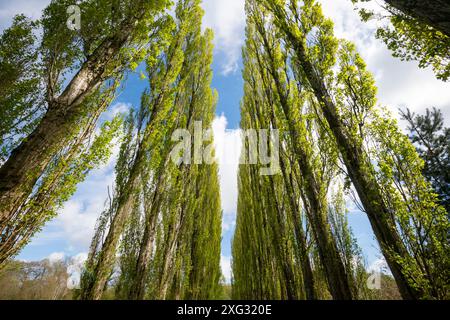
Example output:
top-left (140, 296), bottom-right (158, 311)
top-left (1, 0), bottom-right (449, 283)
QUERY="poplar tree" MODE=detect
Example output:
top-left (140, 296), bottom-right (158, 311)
top-left (0, 0), bottom-right (172, 266)
top-left (233, 1), bottom-right (362, 300)
top-left (260, 0), bottom-right (450, 299)
top-left (351, 0), bottom-right (450, 81)
top-left (80, 0), bottom-right (222, 300)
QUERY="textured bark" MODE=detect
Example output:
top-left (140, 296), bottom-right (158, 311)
top-left (156, 213), bottom-right (183, 300)
top-left (292, 208), bottom-right (316, 300)
top-left (268, 179), bottom-right (303, 300)
top-left (127, 212), bottom-right (158, 300)
top-left (386, 0), bottom-right (450, 37)
top-left (0, 18), bottom-right (137, 227)
top-left (277, 23), bottom-right (424, 299)
top-left (280, 154), bottom-right (317, 300)
top-left (80, 171), bottom-right (140, 301)
top-left (296, 152), bottom-right (353, 300)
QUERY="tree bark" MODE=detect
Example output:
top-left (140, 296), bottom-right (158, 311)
top-left (0, 17), bottom-right (137, 228)
top-left (272, 14), bottom-right (424, 299)
top-left (280, 153), bottom-right (317, 300)
top-left (80, 170), bottom-right (140, 301)
top-left (254, 39), bottom-right (353, 299)
top-left (385, 0), bottom-right (450, 37)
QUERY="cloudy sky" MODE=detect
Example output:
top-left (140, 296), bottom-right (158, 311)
top-left (1, 0), bottom-right (449, 283)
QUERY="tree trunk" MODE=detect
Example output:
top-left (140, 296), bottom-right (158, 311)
top-left (385, 0), bottom-right (450, 37)
top-left (256, 43), bottom-right (353, 299)
top-left (127, 215), bottom-right (157, 300)
top-left (278, 22), bottom-right (424, 299)
top-left (128, 186), bottom-right (163, 300)
top-left (0, 19), bottom-right (136, 227)
top-left (280, 154), bottom-right (317, 300)
top-left (80, 172), bottom-right (140, 300)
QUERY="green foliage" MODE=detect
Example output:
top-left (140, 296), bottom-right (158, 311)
top-left (0, 0), bottom-right (174, 267)
top-left (351, 0), bottom-right (450, 81)
top-left (0, 100), bottom-right (125, 264)
top-left (242, 0), bottom-right (450, 299)
top-left (0, 15), bottom-right (42, 164)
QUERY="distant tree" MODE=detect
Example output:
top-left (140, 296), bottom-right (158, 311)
top-left (401, 107), bottom-right (450, 213)
top-left (0, 259), bottom-right (72, 300)
top-left (233, 1), bottom-right (355, 300)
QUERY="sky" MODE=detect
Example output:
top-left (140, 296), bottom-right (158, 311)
top-left (1, 0), bottom-right (449, 284)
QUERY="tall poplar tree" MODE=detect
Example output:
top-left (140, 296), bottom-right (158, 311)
top-left (351, 0), bottom-right (450, 81)
top-left (260, 0), bottom-right (450, 299)
top-left (0, 0), bottom-right (173, 266)
top-left (401, 108), bottom-right (450, 214)
top-left (356, 0), bottom-right (450, 38)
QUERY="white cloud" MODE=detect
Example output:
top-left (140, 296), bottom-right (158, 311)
top-left (222, 214), bottom-right (236, 232)
top-left (212, 115), bottom-right (241, 223)
top-left (368, 257), bottom-right (388, 273)
top-left (221, 255), bottom-right (232, 284)
top-left (47, 252), bottom-right (65, 264)
top-left (53, 151), bottom-right (117, 250)
top-left (55, 195), bottom-right (106, 249)
top-left (202, 0), bottom-right (246, 75)
top-left (100, 102), bottom-right (131, 122)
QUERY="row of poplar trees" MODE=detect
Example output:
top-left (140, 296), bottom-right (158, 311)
top-left (0, 0), bottom-right (222, 300)
top-left (232, 0), bottom-right (450, 300)
top-left (0, 0), bottom-right (449, 301)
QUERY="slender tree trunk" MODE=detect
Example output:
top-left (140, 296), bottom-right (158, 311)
top-left (157, 244), bottom-right (175, 299)
top-left (280, 153), bottom-right (317, 300)
top-left (298, 44), bottom-right (421, 300)
top-left (275, 20), bottom-right (424, 299)
top-left (128, 183), bottom-right (164, 300)
top-left (255, 42), bottom-right (353, 299)
top-left (292, 211), bottom-right (316, 300)
top-left (127, 213), bottom-right (158, 300)
top-left (157, 218), bottom-right (182, 300)
top-left (385, 0), bottom-right (450, 37)
top-left (0, 19), bottom-right (137, 226)
top-left (269, 181), bottom-right (302, 300)
top-left (248, 95), bottom-right (302, 299)
top-left (128, 101), bottom-right (195, 299)
top-left (81, 75), bottom-right (172, 300)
